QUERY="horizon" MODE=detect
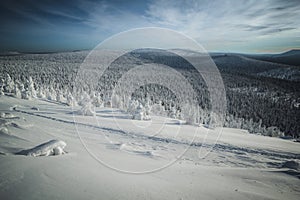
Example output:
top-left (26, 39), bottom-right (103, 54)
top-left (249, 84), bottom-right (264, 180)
top-left (1, 0), bottom-right (300, 53)
top-left (1, 48), bottom-right (299, 55)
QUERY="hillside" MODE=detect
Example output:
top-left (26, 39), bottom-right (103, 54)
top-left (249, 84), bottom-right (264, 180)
top-left (0, 95), bottom-right (299, 200)
top-left (243, 50), bottom-right (300, 67)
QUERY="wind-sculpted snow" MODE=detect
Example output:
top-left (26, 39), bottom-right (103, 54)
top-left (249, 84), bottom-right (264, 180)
top-left (17, 139), bottom-right (66, 156)
top-left (11, 100), bottom-right (300, 162)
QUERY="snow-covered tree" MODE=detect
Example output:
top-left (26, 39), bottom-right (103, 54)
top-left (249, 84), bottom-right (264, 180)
top-left (92, 92), bottom-right (103, 107)
top-left (4, 74), bottom-right (14, 93)
top-left (66, 92), bottom-right (77, 107)
top-left (207, 112), bottom-right (221, 128)
top-left (27, 77), bottom-right (37, 98)
top-left (265, 126), bottom-right (284, 137)
top-left (181, 103), bottom-right (199, 125)
top-left (0, 85), bottom-right (5, 96)
top-left (18, 83), bottom-right (28, 99)
top-left (37, 86), bottom-right (46, 98)
top-left (132, 101), bottom-right (151, 120)
top-left (169, 106), bottom-right (178, 119)
top-left (151, 101), bottom-right (166, 116)
top-left (127, 99), bottom-right (139, 117)
top-left (56, 91), bottom-right (65, 103)
top-left (144, 100), bottom-right (152, 119)
top-left (111, 94), bottom-right (122, 108)
top-left (46, 86), bottom-right (56, 101)
top-left (13, 84), bottom-right (21, 98)
top-left (78, 92), bottom-right (95, 116)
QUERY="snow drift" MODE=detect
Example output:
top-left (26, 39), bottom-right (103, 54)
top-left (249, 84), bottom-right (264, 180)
top-left (17, 139), bottom-right (67, 156)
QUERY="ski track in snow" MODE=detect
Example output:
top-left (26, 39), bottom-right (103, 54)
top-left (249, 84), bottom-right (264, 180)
top-left (11, 105), bottom-right (300, 169)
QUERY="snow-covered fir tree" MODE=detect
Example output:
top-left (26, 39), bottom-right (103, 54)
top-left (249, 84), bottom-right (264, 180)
top-left (13, 84), bottom-right (21, 99)
top-left (0, 85), bottom-right (4, 96)
top-left (4, 74), bottom-right (14, 93)
top-left (27, 77), bottom-right (37, 98)
top-left (78, 92), bottom-right (95, 116)
top-left (66, 92), bottom-right (77, 107)
top-left (133, 101), bottom-right (151, 120)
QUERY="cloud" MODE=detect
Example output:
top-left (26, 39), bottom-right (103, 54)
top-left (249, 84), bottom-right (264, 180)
top-left (0, 0), bottom-right (299, 52)
top-left (144, 0), bottom-right (300, 52)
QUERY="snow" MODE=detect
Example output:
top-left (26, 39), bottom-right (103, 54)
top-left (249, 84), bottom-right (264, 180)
top-left (17, 139), bottom-right (67, 157)
top-left (0, 112), bottom-right (17, 119)
top-left (0, 95), bottom-right (299, 199)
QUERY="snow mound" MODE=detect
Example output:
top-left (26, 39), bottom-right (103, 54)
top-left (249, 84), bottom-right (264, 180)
top-left (281, 161), bottom-right (299, 170)
top-left (17, 139), bottom-right (67, 157)
top-left (0, 112), bottom-right (18, 119)
top-left (120, 143), bottom-right (155, 157)
top-left (0, 127), bottom-right (9, 135)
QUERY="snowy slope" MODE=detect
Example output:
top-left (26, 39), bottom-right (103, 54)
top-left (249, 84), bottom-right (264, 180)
top-left (0, 95), bottom-right (299, 200)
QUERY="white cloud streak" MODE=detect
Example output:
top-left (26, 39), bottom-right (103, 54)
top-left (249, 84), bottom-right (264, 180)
top-left (143, 0), bottom-right (300, 52)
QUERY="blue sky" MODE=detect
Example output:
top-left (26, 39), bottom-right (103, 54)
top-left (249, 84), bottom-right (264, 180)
top-left (0, 0), bottom-right (299, 53)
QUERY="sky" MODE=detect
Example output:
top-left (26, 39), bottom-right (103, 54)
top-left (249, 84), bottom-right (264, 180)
top-left (0, 0), bottom-right (299, 53)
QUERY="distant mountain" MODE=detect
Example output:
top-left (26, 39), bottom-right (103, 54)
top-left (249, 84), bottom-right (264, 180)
top-left (210, 53), bottom-right (300, 81)
top-left (279, 49), bottom-right (300, 56)
top-left (132, 49), bottom-right (300, 81)
top-left (0, 51), bottom-right (22, 56)
top-left (244, 49), bottom-right (300, 67)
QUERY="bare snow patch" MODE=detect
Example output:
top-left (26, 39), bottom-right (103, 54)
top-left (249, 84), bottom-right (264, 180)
top-left (17, 139), bottom-right (67, 157)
